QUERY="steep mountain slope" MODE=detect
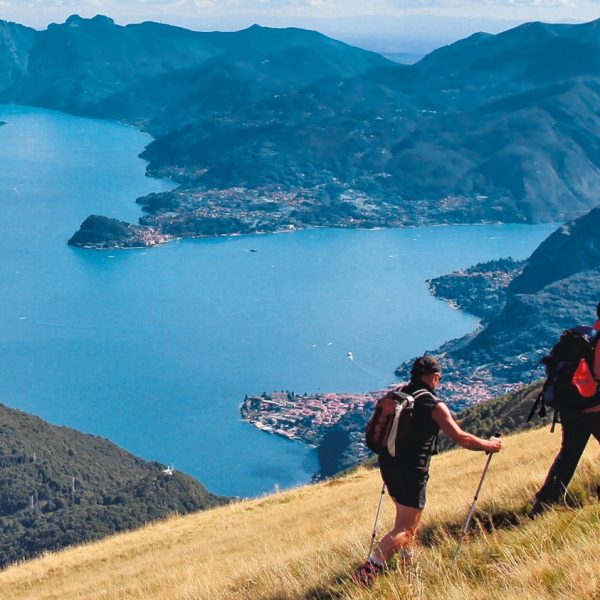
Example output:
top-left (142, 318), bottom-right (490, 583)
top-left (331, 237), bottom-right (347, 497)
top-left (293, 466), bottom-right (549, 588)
top-left (391, 205), bottom-right (600, 406)
top-left (0, 426), bottom-right (597, 599)
top-left (0, 403), bottom-right (227, 567)
top-left (451, 207), bottom-right (600, 376)
top-left (510, 206), bottom-right (600, 295)
top-left (0, 20), bottom-right (36, 97)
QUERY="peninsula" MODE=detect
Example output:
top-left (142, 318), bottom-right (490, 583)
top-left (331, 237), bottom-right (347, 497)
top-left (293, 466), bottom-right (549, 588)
top-left (67, 215), bottom-right (173, 249)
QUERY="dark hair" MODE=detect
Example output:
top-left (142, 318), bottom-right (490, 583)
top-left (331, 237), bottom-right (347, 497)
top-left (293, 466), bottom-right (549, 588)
top-left (411, 355), bottom-right (441, 378)
top-left (597, 301), bottom-right (600, 319)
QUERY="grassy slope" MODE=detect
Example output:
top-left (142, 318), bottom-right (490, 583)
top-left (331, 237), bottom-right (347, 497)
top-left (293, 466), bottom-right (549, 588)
top-left (0, 426), bottom-right (598, 600)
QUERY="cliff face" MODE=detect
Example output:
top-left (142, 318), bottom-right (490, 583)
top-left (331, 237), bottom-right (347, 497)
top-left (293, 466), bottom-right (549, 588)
top-left (0, 20), bottom-right (36, 98)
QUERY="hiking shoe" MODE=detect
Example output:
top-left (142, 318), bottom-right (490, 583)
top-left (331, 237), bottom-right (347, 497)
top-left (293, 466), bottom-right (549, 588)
top-left (351, 560), bottom-right (383, 588)
top-left (529, 498), bottom-right (552, 519)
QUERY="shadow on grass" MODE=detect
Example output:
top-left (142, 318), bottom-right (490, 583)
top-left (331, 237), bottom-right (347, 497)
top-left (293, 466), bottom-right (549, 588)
top-left (419, 506), bottom-right (526, 548)
top-left (303, 586), bottom-right (346, 600)
top-left (420, 477), bottom-right (600, 548)
top-left (303, 569), bottom-right (365, 599)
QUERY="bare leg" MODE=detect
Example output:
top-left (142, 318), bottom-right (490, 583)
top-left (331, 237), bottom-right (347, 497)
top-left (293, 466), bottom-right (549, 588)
top-left (372, 500), bottom-right (422, 564)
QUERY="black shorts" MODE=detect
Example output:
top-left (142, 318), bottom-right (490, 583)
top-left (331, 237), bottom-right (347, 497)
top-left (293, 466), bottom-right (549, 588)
top-left (378, 458), bottom-right (429, 510)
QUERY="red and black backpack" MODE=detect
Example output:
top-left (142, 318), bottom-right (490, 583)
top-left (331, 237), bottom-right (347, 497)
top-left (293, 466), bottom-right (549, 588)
top-left (528, 326), bottom-right (600, 426)
top-left (365, 388), bottom-right (433, 457)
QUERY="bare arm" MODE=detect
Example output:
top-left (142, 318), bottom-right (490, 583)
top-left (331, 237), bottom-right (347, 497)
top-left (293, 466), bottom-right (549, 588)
top-left (432, 403), bottom-right (502, 453)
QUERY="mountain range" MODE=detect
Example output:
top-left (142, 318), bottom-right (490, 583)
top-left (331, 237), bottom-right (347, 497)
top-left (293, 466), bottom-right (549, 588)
top-left (2, 16), bottom-right (600, 244)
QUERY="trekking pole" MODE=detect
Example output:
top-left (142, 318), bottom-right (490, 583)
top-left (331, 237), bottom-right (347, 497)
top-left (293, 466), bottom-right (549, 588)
top-left (452, 434), bottom-right (500, 563)
top-left (366, 482), bottom-right (386, 560)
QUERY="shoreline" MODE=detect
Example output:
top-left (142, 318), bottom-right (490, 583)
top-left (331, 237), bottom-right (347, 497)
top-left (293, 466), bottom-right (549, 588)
top-left (69, 218), bottom-right (560, 251)
top-left (238, 254), bottom-right (538, 475)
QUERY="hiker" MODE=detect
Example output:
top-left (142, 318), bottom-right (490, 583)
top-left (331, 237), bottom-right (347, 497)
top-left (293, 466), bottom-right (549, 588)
top-left (353, 355), bottom-right (502, 588)
top-left (531, 302), bottom-right (600, 516)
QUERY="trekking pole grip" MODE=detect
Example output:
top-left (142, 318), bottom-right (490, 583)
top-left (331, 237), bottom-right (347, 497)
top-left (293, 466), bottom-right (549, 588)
top-left (485, 431), bottom-right (501, 455)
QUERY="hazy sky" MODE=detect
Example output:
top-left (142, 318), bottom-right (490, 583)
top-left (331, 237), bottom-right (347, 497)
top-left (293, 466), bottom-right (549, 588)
top-left (2, 1), bottom-right (600, 54)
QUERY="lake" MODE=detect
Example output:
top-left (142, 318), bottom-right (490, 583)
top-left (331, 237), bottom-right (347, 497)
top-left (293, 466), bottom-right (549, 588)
top-left (0, 105), bottom-right (558, 497)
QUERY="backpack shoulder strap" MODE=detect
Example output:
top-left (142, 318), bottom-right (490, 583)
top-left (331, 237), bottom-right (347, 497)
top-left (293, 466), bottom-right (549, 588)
top-left (412, 389), bottom-right (441, 404)
top-left (389, 389), bottom-right (414, 403)
top-left (526, 391), bottom-right (546, 422)
top-left (390, 388), bottom-right (441, 406)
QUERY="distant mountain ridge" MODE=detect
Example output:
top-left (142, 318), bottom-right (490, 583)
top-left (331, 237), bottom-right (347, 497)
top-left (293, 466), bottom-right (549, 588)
top-left (2, 15), bottom-right (600, 244)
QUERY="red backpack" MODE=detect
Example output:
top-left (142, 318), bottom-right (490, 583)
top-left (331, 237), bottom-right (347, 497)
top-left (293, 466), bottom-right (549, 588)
top-left (365, 388), bottom-right (431, 457)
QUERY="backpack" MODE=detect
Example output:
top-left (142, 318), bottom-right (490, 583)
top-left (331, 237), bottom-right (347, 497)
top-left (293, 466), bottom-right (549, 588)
top-left (528, 326), bottom-right (600, 425)
top-left (365, 388), bottom-right (431, 457)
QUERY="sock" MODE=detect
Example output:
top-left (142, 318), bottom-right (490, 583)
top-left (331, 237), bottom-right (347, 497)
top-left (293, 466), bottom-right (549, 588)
top-left (401, 548), bottom-right (414, 562)
top-left (368, 556), bottom-right (384, 568)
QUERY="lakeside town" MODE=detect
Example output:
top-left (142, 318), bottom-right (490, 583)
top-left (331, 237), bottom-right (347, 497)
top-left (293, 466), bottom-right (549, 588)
top-left (241, 256), bottom-right (532, 454)
top-left (240, 378), bottom-right (524, 448)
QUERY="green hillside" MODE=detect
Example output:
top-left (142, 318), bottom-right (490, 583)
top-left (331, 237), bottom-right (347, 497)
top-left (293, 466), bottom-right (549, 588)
top-left (0, 403), bottom-right (227, 567)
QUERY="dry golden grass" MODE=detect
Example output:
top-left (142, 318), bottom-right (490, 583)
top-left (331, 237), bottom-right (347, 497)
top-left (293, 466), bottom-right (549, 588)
top-left (0, 427), bottom-right (598, 600)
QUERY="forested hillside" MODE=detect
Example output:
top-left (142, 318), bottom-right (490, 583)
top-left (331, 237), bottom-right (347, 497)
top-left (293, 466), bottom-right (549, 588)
top-left (0, 403), bottom-right (227, 566)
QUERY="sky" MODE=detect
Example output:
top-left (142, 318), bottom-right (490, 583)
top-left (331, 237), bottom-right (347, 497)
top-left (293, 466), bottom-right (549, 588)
top-left (2, 0), bottom-right (600, 55)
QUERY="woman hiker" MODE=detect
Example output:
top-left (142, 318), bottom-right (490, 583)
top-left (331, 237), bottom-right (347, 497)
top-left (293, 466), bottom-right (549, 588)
top-left (352, 355), bottom-right (502, 588)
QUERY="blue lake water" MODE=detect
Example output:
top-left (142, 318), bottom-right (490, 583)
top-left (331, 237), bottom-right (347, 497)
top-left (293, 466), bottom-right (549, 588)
top-left (0, 105), bottom-right (558, 497)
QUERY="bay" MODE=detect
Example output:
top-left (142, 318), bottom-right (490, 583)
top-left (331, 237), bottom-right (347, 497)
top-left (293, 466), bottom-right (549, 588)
top-left (0, 105), bottom-right (557, 497)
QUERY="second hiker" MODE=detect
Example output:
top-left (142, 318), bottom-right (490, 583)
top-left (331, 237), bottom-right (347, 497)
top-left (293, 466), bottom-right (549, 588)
top-left (531, 301), bottom-right (600, 516)
top-left (353, 355), bottom-right (502, 588)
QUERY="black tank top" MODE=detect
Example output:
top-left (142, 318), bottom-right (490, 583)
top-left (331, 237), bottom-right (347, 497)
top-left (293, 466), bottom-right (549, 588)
top-left (392, 380), bottom-right (444, 471)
